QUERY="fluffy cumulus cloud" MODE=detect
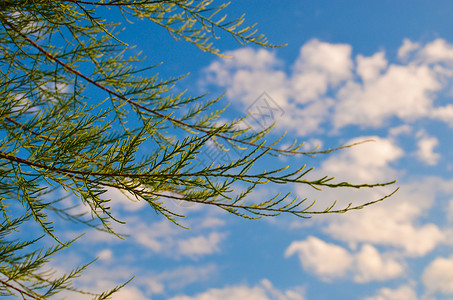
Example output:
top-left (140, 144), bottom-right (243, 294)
top-left (418, 38), bottom-right (453, 64)
top-left (422, 255), bottom-right (453, 295)
top-left (356, 51), bottom-right (387, 82)
top-left (285, 237), bottom-right (404, 283)
top-left (334, 63), bottom-right (440, 128)
top-left (414, 131), bottom-right (440, 165)
top-left (202, 38), bottom-right (453, 134)
top-left (353, 244), bottom-right (404, 283)
top-left (291, 39), bottom-right (353, 103)
top-left (169, 279), bottom-right (305, 300)
top-left (203, 47), bottom-right (289, 109)
top-left (398, 39), bottom-right (421, 61)
top-left (316, 136), bottom-right (403, 182)
top-left (203, 39), bottom-right (353, 134)
top-left (285, 236), bottom-right (353, 280)
top-left (318, 179), bottom-right (446, 257)
top-left (293, 135), bottom-right (402, 215)
top-left (292, 135), bottom-right (447, 257)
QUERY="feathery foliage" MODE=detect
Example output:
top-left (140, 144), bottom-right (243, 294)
top-left (0, 0), bottom-right (397, 298)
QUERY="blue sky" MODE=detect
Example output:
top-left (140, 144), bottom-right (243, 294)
top-left (51, 1), bottom-right (453, 299)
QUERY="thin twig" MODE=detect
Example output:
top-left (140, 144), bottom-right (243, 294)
top-left (0, 278), bottom-right (42, 300)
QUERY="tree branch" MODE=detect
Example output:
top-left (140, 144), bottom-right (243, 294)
top-left (0, 278), bottom-right (42, 300)
top-left (1, 17), bottom-right (370, 157)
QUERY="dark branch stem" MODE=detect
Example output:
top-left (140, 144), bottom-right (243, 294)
top-left (1, 18), bottom-right (369, 156)
top-left (0, 149), bottom-right (396, 216)
top-left (4, 117), bottom-right (50, 141)
top-left (0, 150), bottom-right (394, 189)
top-left (0, 278), bottom-right (42, 300)
top-left (146, 186), bottom-right (399, 215)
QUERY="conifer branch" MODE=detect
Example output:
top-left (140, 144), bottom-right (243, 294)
top-left (0, 1), bottom-right (398, 298)
top-left (1, 17), bottom-right (370, 157)
top-left (0, 150), bottom-right (394, 189)
top-left (0, 278), bottom-right (43, 300)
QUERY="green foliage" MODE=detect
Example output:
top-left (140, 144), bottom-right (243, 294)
top-left (0, 0), bottom-right (397, 298)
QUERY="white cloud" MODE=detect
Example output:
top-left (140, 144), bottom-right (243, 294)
top-left (331, 39), bottom-right (453, 129)
top-left (169, 279), bottom-right (305, 300)
top-left (422, 255), bottom-right (453, 295)
top-left (134, 220), bottom-right (179, 253)
top-left (131, 220), bottom-right (226, 258)
top-left (199, 217), bottom-right (226, 228)
top-left (285, 238), bottom-right (404, 283)
top-left (203, 47), bottom-right (289, 110)
top-left (293, 135), bottom-right (401, 214)
top-left (103, 186), bottom-right (147, 212)
top-left (223, 48), bottom-right (282, 70)
top-left (296, 135), bottom-right (446, 257)
top-left (291, 39), bottom-right (353, 102)
top-left (317, 136), bottom-right (403, 182)
top-left (97, 249), bottom-right (113, 261)
top-left (334, 63), bottom-right (440, 128)
top-left (389, 124), bottom-right (412, 137)
top-left (65, 262), bottom-right (218, 298)
top-left (430, 104), bottom-right (453, 126)
top-left (202, 38), bottom-right (453, 134)
top-left (148, 264), bottom-right (218, 293)
top-left (293, 39), bottom-right (353, 84)
top-left (61, 264), bottom-right (140, 300)
top-left (285, 236), bottom-right (353, 280)
top-left (202, 39), bottom-right (353, 135)
top-left (398, 38), bottom-right (421, 61)
top-left (319, 182), bottom-right (445, 257)
top-left (65, 263), bottom-right (218, 299)
top-left (290, 136), bottom-right (401, 224)
top-left (418, 38), bottom-right (453, 64)
top-left (229, 68), bottom-right (289, 108)
top-left (177, 232), bottom-right (224, 257)
top-left (364, 284), bottom-right (418, 300)
top-left (110, 286), bottom-right (148, 300)
top-left (356, 51), bottom-right (387, 82)
top-left (414, 131), bottom-right (440, 165)
top-left (171, 286), bottom-right (268, 300)
top-left (354, 244), bottom-right (404, 283)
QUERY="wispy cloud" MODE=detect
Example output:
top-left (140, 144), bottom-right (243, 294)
top-left (414, 130), bottom-right (440, 165)
top-left (422, 255), bottom-right (453, 296)
top-left (364, 284), bottom-right (418, 300)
